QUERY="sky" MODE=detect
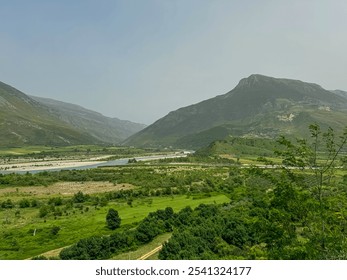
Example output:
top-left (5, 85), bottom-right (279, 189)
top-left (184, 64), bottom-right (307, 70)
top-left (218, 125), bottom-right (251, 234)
top-left (1, 0), bottom-right (347, 125)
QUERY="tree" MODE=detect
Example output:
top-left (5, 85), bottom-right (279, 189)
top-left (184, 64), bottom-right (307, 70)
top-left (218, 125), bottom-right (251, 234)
top-left (274, 124), bottom-right (347, 257)
top-left (106, 208), bottom-right (121, 230)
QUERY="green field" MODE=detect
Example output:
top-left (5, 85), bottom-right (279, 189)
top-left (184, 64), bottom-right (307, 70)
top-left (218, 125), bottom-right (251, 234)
top-left (0, 193), bottom-right (229, 260)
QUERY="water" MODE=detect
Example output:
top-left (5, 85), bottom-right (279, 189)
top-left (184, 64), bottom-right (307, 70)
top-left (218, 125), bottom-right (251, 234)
top-left (0, 153), bottom-right (190, 174)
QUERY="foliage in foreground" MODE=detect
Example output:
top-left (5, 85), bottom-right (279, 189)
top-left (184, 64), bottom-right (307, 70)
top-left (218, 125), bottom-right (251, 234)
top-left (159, 125), bottom-right (347, 260)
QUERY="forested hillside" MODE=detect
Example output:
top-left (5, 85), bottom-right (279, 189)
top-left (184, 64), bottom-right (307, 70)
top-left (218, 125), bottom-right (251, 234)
top-left (125, 74), bottom-right (347, 148)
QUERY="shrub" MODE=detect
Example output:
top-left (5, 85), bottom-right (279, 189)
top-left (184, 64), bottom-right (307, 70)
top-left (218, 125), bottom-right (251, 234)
top-left (106, 208), bottom-right (121, 230)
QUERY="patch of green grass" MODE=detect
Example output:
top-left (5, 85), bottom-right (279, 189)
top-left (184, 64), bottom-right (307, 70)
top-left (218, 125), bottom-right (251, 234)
top-left (0, 146), bottom-right (49, 155)
top-left (0, 194), bottom-right (229, 260)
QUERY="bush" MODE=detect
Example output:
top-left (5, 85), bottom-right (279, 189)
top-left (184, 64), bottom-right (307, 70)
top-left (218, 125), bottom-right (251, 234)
top-left (73, 191), bottom-right (88, 203)
top-left (1, 199), bottom-right (14, 209)
top-left (48, 197), bottom-right (63, 206)
top-left (39, 205), bottom-right (51, 218)
top-left (31, 199), bottom-right (39, 207)
top-left (19, 199), bottom-right (31, 208)
top-left (51, 226), bottom-right (61, 235)
top-left (31, 255), bottom-right (48, 260)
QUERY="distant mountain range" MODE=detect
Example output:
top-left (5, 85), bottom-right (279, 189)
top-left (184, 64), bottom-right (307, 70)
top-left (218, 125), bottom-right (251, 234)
top-left (124, 74), bottom-right (347, 149)
top-left (2, 75), bottom-right (347, 149)
top-left (0, 81), bottom-right (145, 147)
top-left (30, 96), bottom-right (146, 144)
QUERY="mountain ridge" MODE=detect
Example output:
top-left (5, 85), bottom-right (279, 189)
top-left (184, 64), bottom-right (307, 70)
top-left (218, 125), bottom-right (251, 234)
top-left (0, 81), bottom-right (145, 146)
top-left (124, 74), bottom-right (347, 148)
top-left (30, 95), bottom-right (146, 144)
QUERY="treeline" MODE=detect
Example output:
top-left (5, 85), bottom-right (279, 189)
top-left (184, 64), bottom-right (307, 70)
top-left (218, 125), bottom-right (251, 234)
top-left (0, 166), bottom-right (225, 189)
top-left (158, 154), bottom-right (237, 164)
top-left (0, 146), bottom-right (150, 161)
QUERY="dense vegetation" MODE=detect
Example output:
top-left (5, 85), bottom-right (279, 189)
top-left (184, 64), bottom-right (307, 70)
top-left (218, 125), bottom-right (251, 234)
top-left (159, 125), bottom-right (347, 259)
top-left (1, 125), bottom-right (346, 260)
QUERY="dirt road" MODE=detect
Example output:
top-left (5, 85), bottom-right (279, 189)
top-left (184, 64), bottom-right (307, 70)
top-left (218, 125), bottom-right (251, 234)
top-left (137, 245), bottom-right (163, 260)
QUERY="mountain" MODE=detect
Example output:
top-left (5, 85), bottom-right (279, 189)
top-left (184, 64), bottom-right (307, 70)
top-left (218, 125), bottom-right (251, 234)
top-left (0, 81), bottom-right (97, 146)
top-left (30, 96), bottom-right (146, 144)
top-left (0, 81), bottom-right (145, 147)
top-left (124, 74), bottom-right (347, 149)
top-left (331, 90), bottom-right (347, 100)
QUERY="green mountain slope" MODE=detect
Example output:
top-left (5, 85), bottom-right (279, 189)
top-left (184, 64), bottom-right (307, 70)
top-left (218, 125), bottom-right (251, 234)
top-left (0, 81), bottom-right (145, 147)
top-left (30, 96), bottom-right (146, 144)
top-left (0, 81), bottom-right (99, 146)
top-left (124, 74), bottom-right (347, 149)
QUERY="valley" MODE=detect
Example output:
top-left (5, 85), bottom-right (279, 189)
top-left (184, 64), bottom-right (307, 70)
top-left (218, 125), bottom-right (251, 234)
top-left (0, 149), bottom-right (231, 259)
top-left (1, 75), bottom-right (347, 260)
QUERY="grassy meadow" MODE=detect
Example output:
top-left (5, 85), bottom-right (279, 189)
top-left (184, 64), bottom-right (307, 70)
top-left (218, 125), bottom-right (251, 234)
top-left (0, 154), bottom-right (230, 259)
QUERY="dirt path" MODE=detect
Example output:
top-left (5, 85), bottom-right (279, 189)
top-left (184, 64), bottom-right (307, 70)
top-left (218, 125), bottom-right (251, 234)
top-left (137, 245), bottom-right (163, 260)
top-left (26, 246), bottom-right (68, 259)
top-left (39, 246), bottom-right (67, 258)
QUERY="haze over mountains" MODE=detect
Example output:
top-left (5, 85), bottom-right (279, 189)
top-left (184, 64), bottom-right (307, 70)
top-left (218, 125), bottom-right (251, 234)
top-left (30, 96), bottom-right (146, 144)
top-left (0, 81), bottom-right (145, 147)
top-left (124, 74), bottom-right (347, 149)
top-left (331, 89), bottom-right (347, 100)
top-left (2, 75), bottom-right (347, 149)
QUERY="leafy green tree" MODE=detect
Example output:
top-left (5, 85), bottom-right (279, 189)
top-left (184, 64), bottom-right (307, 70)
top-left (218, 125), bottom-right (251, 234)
top-left (106, 208), bottom-right (121, 230)
top-left (135, 220), bottom-right (161, 243)
top-left (274, 124), bottom-right (347, 257)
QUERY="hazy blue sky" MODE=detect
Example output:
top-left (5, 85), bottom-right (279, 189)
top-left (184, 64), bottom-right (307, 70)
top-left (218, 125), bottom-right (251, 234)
top-left (1, 0), bottom-right (347, 124)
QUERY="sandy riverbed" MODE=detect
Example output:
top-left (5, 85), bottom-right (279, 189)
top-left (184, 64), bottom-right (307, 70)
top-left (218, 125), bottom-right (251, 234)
top-left (0, 158), bottom-right (109, 172)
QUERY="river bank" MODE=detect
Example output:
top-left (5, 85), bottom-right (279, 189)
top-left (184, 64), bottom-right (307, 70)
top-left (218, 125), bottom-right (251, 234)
top-left (0, 153), bottom-right (190, 174)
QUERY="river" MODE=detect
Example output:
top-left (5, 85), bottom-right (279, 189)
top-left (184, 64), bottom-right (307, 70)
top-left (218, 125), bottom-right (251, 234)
top-left (0, 153), bottom-right (191, 174)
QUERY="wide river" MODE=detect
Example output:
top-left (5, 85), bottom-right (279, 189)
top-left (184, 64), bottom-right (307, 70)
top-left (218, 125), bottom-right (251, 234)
top-left (0, 153), bottom-right (190, 175)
